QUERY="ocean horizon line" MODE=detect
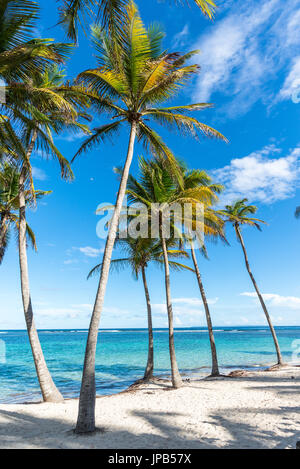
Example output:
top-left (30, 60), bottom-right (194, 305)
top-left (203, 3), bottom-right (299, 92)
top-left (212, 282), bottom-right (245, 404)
top-left (1, 325), bottom-right (300, 332)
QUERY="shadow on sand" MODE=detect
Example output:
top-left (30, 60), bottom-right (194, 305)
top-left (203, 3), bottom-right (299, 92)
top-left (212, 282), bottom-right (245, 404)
top-left (0, 371), bottom-right (299, 449)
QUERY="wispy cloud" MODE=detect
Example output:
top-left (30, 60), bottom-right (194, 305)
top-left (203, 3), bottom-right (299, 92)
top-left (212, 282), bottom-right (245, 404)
top-left (64, 245), bottom-right (104, 265)
top-left (214, 144), bottom-right (300, 204)
top-left (32, 167), bottom-right (47, 181)
top-left (77, 246), bottom-right (103, 258)
top-left (63, 259), bottom-right (78, 265)
top-left (67, 246), bottom-right (104, 259)
top-left (152, 297), bottom-right (218, 326)
top-left (173, 24), bottom-right (189, 48)
top-left (193, 0), bottom-right (300, 117)
top-left (56, 131), bottom-right (87, 143)
top-left (36, 303), bottom-right (92, 319)
top-left (241, 292), bottom-right (300, 310)
top-left (278, 56), bottom-right (300, 102)
top-left (173, 297), bottom-right (219, 306)
top-left (103, 306), bottom-right (131, 316)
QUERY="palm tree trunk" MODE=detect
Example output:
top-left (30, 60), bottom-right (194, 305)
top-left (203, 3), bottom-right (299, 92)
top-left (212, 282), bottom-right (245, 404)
top-left (18, 133), bottom-right (64, 403)
top-left (0, 212), bottom-right (9, 264)
top-left (141, 265), bottom-right (154, 381)
top-left (159, 216), bottom-right (183, 389)
top-left (235, 224), bottom-right (283, 365)
top-left (75, 121), bottom-right (137, 434)
top-left (190, 244), bottom-right (220, 376)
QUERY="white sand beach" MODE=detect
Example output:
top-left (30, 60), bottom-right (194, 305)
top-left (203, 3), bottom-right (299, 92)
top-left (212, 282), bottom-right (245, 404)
top-left (0, 366), bottom-right (299, 449)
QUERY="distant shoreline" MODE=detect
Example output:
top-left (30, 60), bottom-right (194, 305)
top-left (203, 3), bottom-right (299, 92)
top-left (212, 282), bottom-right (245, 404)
top-left (1, 325), bottom-right (300, 331)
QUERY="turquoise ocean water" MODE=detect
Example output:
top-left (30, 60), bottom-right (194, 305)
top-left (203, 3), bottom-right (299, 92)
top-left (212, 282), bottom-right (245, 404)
top-left (0, 327), bottom-right (299, 403)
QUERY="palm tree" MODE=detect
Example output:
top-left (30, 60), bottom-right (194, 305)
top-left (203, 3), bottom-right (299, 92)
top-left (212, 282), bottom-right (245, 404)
top-left (180, 166), bottom-right (225, 376)
top-left (2, 65), bottom-right (89, 403)
top-left (0, 161), bottom-right (49, 264)
top-left (221, 199), bottom-right (283, 366)
top-left (88, 235), bottom-right (193, 381)
top-left (0, 160), bottom-right (20, 261)
top-left (59, 0), bottom-right (217, 42)
top-left (0, 0), bottom-right (70, 82)
top-left (0, 1), bottom-right (75, 156)
top-left (74, 1), bottom-right (226, 433)
top-left (124, 157), bottom-right (216, 389)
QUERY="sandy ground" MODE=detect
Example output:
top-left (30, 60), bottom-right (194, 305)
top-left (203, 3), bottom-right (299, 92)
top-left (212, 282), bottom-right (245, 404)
top-left (0, 366), bottom-right (299, 449)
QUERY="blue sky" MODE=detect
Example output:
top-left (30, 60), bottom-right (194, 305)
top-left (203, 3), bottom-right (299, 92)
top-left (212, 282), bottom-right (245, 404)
top-left (1, 0), bottom-right (300, 329)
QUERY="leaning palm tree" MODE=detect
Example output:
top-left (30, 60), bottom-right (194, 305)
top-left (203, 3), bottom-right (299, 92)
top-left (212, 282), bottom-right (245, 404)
top-left (88, 235), bottom-right (193, 381)
top-left (0, 161), bottom-right (49, 264)
top-left (125, 157), bottom-right (217, 389)
top-left (3, 65), bottom-right (90, 403)
top-left (179, 166), bottom-right (225, 376)
top-left (73, 1), bottom-right (226, 433)
top-left (221, 199), bottom-right (283, 366)
top-left (59, 0), bottom-right (217, 42)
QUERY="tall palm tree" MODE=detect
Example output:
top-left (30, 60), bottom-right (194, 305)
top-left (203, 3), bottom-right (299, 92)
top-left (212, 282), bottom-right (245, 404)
top-left (2, 65), bottom-right (90, 403)
top-left (74, 1), bottom-right (226, 433)
top-left (179, 166), bottom-right (225, 376)
top-left (59, 0), bottom-right (217, 42)
top-left (88, 235), bottom-right (193, 381)
top-left (124, 157), bottom-right (216, 389)
top-left (0, 161), bottom-right (49, 264)
top-left (221, 199), bottom-right (283, 366)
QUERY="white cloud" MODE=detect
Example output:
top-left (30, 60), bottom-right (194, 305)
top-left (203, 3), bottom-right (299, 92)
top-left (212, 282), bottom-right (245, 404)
top-left (75, 246), bottom-right (104, 258)
top-left (32, 167), bottom-right (47, 181)
top-left (153, 298), bottom-right (203, 316)
top-left (152, 297), bottom-right (218, 325)
top-left (240, 316), bottom-right (250, 324)
top-left (207, 297), bottom-right (219, 306)
top-left (193, 0), bottom-right (300, 116)
top-left (56, 131), bottom-right (86, 142)
top-left (151, 303), bottom-right (167, 316)
top-left (279, 56), bottom-right (300, 101)
top-left (35, 303), bottom-right (134, 322)
top-left (102, 306), bottom-right (130, 316)
top-left (241, 292), bottom-right (300, 310)
top-left (214, 144), bottom-right (300, 204)
top-left (173, 297), bottom-right (218, 306)
top-left (173, 24), bottom-right (189, 48)
top-left (174, 316), bottom-right (183, 326)
top-left (36, 303), bottom-right (92, 319)
top-left (173, 297), bottom-right (202, 306)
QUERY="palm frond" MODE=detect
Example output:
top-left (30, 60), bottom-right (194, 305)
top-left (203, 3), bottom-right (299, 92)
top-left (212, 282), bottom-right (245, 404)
top-left (72, 119), bottom-right (124, 161)
top-left (146, 110), bottom-right (228, 141)
top-left (137, 121), bottom-right (177, 166)
top-left (87, 256), bottom-right (131, 279)
top-left (25, 221), bottom-right (37, 251)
